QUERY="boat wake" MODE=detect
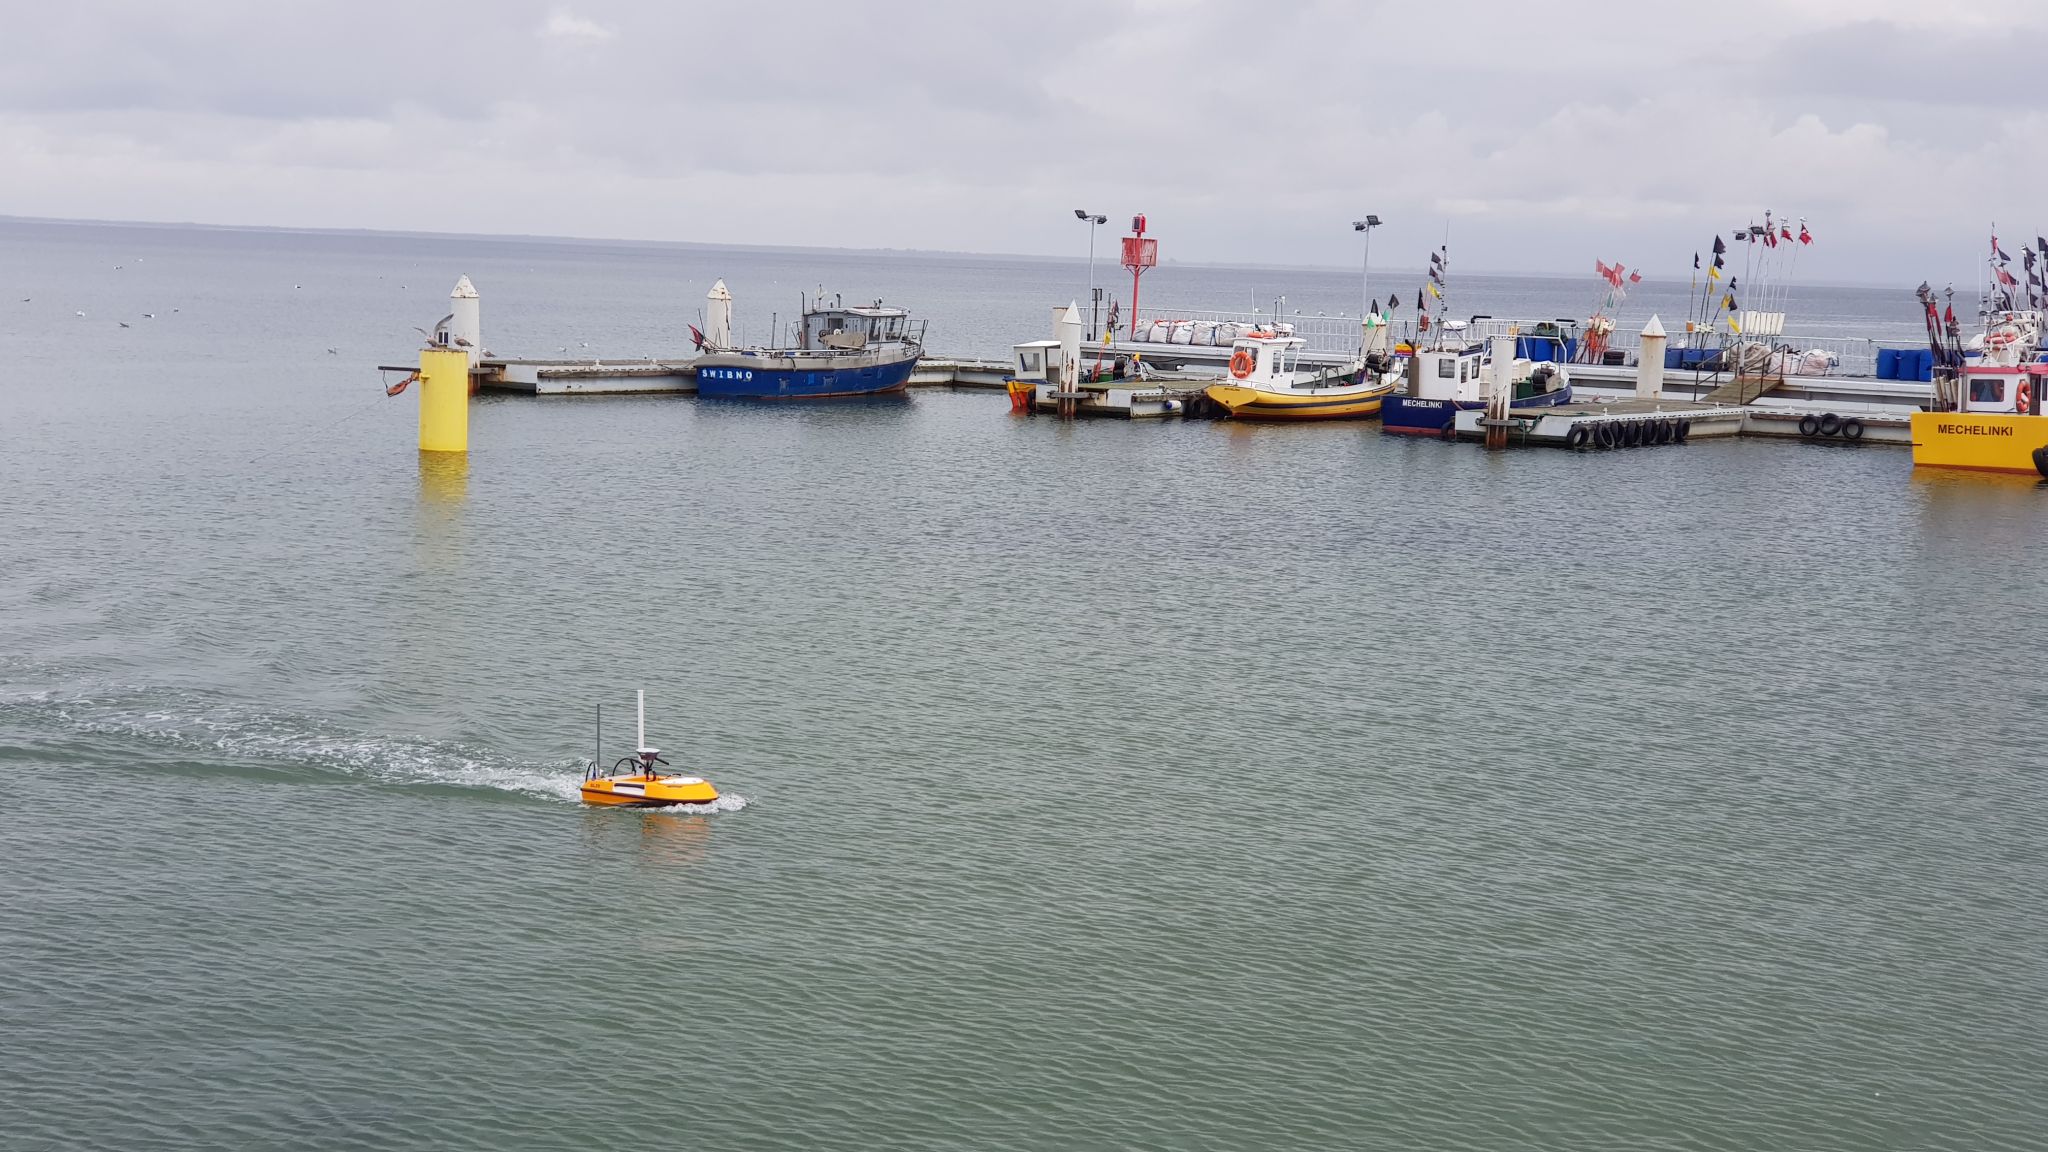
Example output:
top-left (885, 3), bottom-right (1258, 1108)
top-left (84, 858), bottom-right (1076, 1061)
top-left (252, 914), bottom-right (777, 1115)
top-left (0, 679), bottom-right (744, 809)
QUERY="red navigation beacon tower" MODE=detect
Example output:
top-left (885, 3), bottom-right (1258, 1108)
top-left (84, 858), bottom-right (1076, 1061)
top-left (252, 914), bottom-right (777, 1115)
top-left (1120, 214), bottom-right (1157, 340)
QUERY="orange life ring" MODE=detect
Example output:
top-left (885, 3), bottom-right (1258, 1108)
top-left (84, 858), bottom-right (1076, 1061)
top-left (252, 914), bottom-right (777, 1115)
top-left (2017, 380), bottom-right (2033, 413)
top-left (1229, 349), bottom-right (1255, 379)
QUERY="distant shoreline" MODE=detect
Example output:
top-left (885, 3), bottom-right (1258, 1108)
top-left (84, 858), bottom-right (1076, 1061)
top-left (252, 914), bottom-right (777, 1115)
top-left (0, 213), bottom-right (1904, 291)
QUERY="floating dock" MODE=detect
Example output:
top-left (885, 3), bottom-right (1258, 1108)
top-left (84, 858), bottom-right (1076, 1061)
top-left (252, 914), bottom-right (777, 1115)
top-left (472, 356), bottom-right (1013, 395)
top-left (1453, 398), bottom-right (1743, 447)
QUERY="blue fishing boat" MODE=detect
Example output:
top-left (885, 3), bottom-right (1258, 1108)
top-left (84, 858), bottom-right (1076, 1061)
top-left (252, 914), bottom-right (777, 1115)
top-left (1381, 323), bottom-right (1573, 436)
top-left (693, 293), bottom-right (925, 400)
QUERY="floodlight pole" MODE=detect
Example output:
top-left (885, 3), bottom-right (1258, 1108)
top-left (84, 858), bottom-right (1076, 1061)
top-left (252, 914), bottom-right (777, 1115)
top-left (1076, 210), bottom-right (1107, 341)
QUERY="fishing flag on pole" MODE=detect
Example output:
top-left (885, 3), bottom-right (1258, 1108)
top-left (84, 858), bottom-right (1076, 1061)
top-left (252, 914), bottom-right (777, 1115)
top-left (1799, 221), bottom-right (1812, 246)
top-left (1428, 281), bottom-right (1443, 300)
top-left (1992, 232), bottom-right (2011, 262)
top-left (1694, 253), bottom-right (1701, 270)
top-left (1712, 235), bottom-right (1727, 255)
top-left (1628, 270), bottom-right (1642, 285)
top-left (1781, 225), bottom-right (1794, 242)
top-left (1416, 289), bottom-right (1425, 312)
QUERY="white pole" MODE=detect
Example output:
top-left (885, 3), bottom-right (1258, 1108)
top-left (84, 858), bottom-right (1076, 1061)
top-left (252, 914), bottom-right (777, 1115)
top-left (1361, 226), bottom-right (1373, 327)
top-left (1087, 220), bottom-right (1098, 342)
top-left (449, 275), bottom-right (481, 368)
top-left (1638, 315), bottom-right (1668, 399)
top-left (636, 689), bottom-right (646, 751)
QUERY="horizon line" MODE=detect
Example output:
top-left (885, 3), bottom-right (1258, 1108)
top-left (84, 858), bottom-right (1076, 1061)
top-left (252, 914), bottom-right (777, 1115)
top-left (0, 212), bottom-right (1914, 291)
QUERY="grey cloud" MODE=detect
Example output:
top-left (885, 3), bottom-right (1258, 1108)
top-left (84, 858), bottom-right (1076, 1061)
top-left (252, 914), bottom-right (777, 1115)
top-left (2, 0), bottom-right (2045, 281)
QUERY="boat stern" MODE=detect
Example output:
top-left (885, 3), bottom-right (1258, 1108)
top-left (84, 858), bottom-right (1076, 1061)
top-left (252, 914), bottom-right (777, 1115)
top-left (1909, 411), bottom-right (2048, 473)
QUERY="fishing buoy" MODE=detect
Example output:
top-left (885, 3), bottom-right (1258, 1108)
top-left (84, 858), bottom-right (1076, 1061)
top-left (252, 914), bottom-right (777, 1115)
top-left (579, 690), bottom-right (720, 807)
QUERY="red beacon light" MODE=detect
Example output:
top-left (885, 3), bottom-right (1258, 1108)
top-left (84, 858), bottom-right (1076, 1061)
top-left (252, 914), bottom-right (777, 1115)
top-left (1120, 214), bottom-right (1157, 339)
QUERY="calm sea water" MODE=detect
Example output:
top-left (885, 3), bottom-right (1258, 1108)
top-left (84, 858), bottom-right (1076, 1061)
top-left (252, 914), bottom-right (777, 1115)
top-left (2, 220), bottom-right (2044, 1151)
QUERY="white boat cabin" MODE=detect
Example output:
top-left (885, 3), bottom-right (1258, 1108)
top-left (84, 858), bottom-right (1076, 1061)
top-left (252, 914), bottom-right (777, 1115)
top-left (1407, 343), bottom-right (1492, 403)
top-left (1958, 309), bottom-right (2047, 414)
top-left (803, 303), bottom-right (917, 351)
top-left (1225, 334), bottom-right (1351, 390)
top-left (1957, 363), bottom-right (2046, 413)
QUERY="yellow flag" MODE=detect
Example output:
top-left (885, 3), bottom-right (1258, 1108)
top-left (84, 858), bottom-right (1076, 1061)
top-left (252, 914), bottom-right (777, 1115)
top-left (1427, 282), bottom-right (1442, 300)
top-left (1708, 265), bottom-right (1721, 281)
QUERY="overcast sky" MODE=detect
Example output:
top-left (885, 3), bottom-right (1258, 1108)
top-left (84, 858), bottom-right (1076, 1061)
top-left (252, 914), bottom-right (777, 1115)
top-left (1, 0), bottom-right (2034, 282)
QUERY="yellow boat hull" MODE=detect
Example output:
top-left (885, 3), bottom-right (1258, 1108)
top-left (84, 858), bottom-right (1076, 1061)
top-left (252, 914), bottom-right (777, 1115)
top-left (1205, 382), bottom-right (1393, 420)
top-left (1909, 411), bottom-right (2048, 474)
top-left (580, 774), bottom-right (720, 807)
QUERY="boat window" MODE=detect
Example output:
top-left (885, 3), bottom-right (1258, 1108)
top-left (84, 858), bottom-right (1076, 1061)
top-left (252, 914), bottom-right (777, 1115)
top-left (1020, 350), bottom-right (1043, 374)
top-left (1970, 375), bottom-right (2005, 404)
top-left (1437, 357), bottom-right (1456, 379)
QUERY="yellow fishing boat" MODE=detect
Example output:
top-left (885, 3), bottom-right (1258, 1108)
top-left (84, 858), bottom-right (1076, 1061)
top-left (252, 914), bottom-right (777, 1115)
top-left (1204, 332), bottom-right (1396, 420)
top-left (1909, 309), bottom-right (2048, 476)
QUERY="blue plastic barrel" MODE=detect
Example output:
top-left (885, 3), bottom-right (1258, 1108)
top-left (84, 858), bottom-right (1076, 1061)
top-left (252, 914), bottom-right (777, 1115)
top-left (1876, 349), bottom-right (1900, 380)
top-left (1916, 350), bottom-right (1935, 381)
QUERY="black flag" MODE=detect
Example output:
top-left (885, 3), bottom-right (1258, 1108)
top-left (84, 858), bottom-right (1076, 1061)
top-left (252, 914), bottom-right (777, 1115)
top-left (1712, 235), bottom-right (1727, 255)
top-left (1417, 289), bottom-right (1425, 311)
top-left (1693, 253), bottom-right (1701, 270)
top-left (1369, 297), bottom-right (1380, 315)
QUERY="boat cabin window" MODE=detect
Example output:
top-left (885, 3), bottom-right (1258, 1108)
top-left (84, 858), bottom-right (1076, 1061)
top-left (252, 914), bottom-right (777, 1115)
top-left (1437, 357), bottom-right (1456, 379)
top-left (1970, 375), bottom-right (2005, 404)
top-left (1019, 349), bottom-right (1043, 374)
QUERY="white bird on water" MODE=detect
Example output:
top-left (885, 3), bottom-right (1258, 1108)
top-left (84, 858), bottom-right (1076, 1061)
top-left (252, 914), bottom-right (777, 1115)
top-left (75, 310), bottom-right (85, 317)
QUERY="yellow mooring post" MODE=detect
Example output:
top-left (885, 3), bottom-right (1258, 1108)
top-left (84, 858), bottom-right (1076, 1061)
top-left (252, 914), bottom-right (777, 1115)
top-left (417, 346), bottom-right (471, 453)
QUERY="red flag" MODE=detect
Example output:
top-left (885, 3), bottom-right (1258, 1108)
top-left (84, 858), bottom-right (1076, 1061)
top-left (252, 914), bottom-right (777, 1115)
top-left (385, 372), bottom-right (416, 397)
top-left (1764, 230), bottom-right (1777, 248)
top-left (1799, 225), bottom-right (1812, 245)
top-left (1781, 226), bottom-right (1794, 241)
top-left (1996, 266), bottom-right (2019, 288)
top-left (1610, 263), bottom-right (1626, 286)
top-left (1628, 271), bottom-right (1642, 284)
top-left (1595, 259), bottom-right (1610, 282)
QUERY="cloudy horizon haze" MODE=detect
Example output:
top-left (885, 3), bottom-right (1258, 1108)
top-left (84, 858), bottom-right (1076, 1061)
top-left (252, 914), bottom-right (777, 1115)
top-left (2, 0), bottom-right (2035, 288)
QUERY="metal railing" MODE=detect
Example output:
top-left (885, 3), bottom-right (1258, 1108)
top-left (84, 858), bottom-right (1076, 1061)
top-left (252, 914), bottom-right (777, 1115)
top-left (1117, 308), bottom-right (1371, 357)
top-left (1117, 306), bottom-right (1891, 378)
